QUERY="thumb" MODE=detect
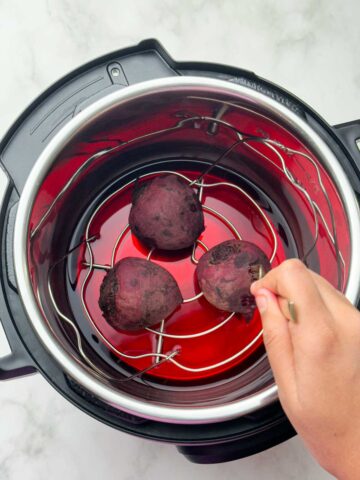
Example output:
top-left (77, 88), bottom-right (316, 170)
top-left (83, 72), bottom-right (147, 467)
top-left (254, 288), bottom-right (296, 397)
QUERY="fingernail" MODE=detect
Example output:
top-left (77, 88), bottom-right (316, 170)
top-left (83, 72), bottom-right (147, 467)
top-left (255, 295), bottom-right (267, 314)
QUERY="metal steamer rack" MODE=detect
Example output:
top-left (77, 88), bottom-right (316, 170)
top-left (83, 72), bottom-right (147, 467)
top-left (31, 102), bottom-right (345, 384)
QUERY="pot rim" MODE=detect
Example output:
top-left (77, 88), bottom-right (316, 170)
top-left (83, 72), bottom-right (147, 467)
top-left (13, 76), bottom-right (360, 424)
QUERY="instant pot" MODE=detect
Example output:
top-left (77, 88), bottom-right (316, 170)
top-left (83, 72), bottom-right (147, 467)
top-left (1, 39), bottom-right (359, 464)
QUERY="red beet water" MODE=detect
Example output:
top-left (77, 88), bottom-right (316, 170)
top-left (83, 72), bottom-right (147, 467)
top-left (72, 170), bottom-right (287, 382)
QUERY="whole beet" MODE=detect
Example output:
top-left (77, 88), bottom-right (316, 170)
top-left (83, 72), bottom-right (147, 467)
top-left (196, 240), bottom-right (271, 320)
top-left (99, 257), bottom-right (182, 331)
top-left (129, 174), bottom-right (204, 250)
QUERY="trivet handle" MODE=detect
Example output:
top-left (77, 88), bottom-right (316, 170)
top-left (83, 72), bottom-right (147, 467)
top-left (334, 120), bottom-right (360, 167)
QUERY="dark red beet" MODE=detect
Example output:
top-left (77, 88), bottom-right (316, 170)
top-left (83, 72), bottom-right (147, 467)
top-left (99, 257), bottom-right (182, 331)
top-left (129, 174), bottom-right (205, 250)
top-left (196, 240), bottom-right (271, 320)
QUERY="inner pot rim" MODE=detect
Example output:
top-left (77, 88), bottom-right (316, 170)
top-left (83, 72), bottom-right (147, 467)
top-left (13, 76), bottom-right (360, 424)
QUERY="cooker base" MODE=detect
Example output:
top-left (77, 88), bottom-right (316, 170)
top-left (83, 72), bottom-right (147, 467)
top-left (177, 419), bottom-right (295, 464)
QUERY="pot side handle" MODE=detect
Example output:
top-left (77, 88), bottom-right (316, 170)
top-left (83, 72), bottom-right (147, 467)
top-left (0, 351), bottom-right (36, 381)
top-left (333, 120), bottom-right (360, 167)
top-left (0, 166), bottom-right (36, 380)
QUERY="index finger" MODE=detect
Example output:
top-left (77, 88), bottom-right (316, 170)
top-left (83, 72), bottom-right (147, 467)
top-left (251, 259), bottom-right (332, 332)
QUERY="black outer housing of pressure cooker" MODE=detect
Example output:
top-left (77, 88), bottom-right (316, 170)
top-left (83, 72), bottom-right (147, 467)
top-left (0, 39), bottom-right (359, 464)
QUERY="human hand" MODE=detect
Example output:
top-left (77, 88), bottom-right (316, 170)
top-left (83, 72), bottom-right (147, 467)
top-left (251, 260), bottom-right (360, 479)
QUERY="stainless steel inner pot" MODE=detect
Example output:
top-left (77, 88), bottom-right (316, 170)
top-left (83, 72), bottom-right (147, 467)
top-left (13, 77), bottom-right (360, 424)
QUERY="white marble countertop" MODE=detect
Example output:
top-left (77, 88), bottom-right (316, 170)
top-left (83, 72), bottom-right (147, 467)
top-left (1, 0), bottom-right (359, 478)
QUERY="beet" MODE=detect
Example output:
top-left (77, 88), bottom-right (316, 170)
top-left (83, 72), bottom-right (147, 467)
top-left (99, 257), bottom-right (182, 331)
top-left (196, 240), bottom-right (271, 320)
top-left (129, 174), bottom-right (205, 250)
